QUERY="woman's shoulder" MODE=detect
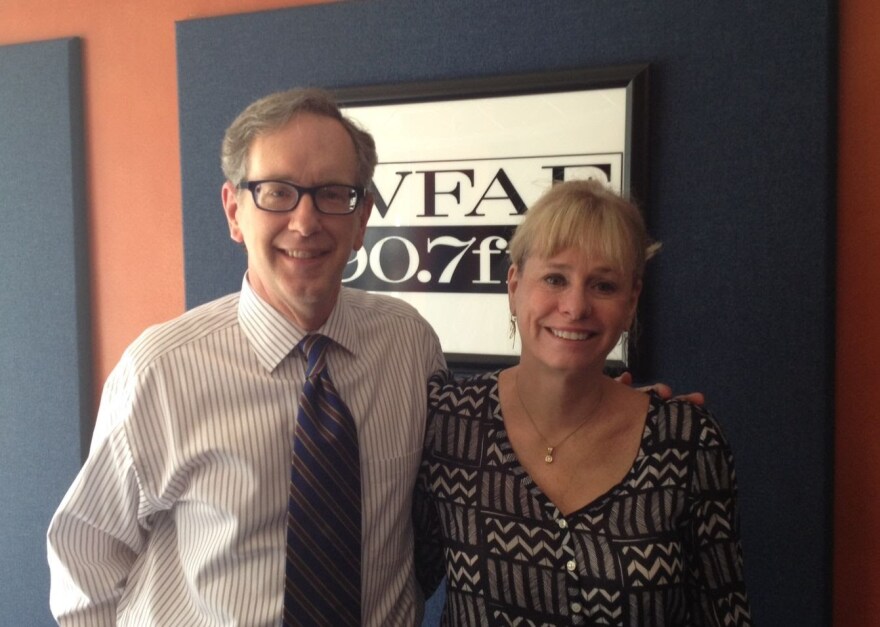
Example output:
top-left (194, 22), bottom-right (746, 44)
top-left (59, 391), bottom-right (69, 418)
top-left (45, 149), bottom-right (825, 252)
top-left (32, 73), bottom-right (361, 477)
top-left (428, 369), bottom-right (500, 410)
top-left (429, 368), bottom-right (498, 391)
top-left (647, 395), bottom-right (731, 450)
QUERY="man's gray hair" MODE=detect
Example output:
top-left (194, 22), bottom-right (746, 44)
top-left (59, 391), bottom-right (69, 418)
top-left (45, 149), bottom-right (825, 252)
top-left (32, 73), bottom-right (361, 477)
top-left (221, 88), bottom-right (378, 187)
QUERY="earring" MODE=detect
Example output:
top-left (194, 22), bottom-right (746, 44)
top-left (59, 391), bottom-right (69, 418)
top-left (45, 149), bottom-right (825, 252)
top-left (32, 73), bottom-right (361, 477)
top-left (508, 314), bottom-right (517, 342)
top-left (619, 330), bottom-right (629, 365)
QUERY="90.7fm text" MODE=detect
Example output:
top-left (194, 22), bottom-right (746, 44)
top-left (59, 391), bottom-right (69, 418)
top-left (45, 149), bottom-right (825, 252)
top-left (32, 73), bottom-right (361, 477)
top-left (343, 226), bottom-right (511, 294)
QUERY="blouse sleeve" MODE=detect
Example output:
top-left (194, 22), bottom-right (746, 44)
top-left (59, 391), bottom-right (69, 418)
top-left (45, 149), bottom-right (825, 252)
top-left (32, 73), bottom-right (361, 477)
top-left (684, 405), bottom-right (753, 626)
top-left (412, 370), bottom-right (453, 599)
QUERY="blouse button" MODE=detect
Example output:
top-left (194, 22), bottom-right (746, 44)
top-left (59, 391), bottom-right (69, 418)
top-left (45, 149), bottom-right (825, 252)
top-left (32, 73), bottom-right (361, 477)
top-left (571, 602), bottom-right (583, 613)
top-left (566, 560), bottom-right (577, 572)
top-left (558, 518), bottom-right (568, 529)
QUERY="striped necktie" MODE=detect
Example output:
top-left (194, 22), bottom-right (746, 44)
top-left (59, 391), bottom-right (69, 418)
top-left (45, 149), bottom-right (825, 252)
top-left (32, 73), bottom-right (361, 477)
top-left (284, 334), bottom-right (361, 626)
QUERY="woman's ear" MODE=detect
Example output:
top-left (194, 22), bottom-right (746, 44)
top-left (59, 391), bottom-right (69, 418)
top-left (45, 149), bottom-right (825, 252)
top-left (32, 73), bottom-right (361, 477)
top-left (507, 264), bottom-right (520, 315)
top-left (626, 278), bottom-right (643, 328)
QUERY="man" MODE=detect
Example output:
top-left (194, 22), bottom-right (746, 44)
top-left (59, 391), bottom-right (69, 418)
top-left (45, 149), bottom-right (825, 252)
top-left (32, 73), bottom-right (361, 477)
top-left (47, 88), bottom-right (444, 625)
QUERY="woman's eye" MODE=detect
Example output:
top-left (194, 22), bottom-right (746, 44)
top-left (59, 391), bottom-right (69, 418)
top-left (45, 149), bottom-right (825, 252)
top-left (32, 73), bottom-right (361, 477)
top-left (594, 281), bottom-right (618, 295)
top-left (544, 274), bottom-right (565, 287)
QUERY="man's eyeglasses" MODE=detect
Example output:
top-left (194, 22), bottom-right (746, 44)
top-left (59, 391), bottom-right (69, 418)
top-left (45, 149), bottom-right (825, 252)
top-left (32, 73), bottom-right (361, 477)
top-left (239, 180), bottom-right (365, 215)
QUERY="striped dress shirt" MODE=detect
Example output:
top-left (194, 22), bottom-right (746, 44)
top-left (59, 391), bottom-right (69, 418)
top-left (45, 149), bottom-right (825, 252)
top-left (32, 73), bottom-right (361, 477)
top-left (47, 277), bottom-right (445, 626)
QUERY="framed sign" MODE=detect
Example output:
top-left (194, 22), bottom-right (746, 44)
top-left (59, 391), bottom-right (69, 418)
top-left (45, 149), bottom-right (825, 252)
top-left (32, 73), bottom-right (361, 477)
top-left (335, 65), bottom-right (649, 370)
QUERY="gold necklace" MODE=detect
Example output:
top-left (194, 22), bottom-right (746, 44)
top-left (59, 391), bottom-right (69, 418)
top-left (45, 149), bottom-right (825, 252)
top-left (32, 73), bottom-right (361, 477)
top-left (514, 371), bottom-right (604, 464)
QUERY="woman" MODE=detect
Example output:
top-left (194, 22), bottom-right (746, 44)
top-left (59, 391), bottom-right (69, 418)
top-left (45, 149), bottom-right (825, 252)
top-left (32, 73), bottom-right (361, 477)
top-left (414, 180), bottom-right (751, 626)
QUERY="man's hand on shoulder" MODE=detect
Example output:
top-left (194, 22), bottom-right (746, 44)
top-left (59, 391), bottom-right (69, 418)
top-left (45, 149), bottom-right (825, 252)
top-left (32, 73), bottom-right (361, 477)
top-left (615, 371), bottom-right (706, 406)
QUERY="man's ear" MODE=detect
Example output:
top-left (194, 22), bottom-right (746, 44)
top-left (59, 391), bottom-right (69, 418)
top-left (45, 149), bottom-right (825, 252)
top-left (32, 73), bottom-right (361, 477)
top-left (221, 181), bottom-right (244, 244)
top-left (352, 191), bottom-right (374, 251)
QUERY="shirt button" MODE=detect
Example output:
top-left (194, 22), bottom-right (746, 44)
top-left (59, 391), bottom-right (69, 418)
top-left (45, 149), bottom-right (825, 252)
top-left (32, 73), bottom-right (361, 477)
top-left (558, 518), bottom-right (568, 529)
top-left (566, 560), bottom-right (577, 571)
top-left (571, 602), bottom-right (583, 613)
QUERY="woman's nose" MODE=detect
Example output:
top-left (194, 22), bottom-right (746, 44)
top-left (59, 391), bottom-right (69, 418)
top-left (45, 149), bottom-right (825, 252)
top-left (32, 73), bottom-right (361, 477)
top-left (559, 288), bottom-right (592, 319)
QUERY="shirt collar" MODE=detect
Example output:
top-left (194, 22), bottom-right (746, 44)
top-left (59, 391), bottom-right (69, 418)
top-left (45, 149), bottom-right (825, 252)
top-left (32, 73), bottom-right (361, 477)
top-left (238, 274), bottom-right (359, 372)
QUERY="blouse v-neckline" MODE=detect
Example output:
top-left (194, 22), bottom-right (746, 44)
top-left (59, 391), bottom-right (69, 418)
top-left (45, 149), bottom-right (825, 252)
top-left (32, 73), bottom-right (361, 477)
top-left (488, 370), bottom-right (659, 518)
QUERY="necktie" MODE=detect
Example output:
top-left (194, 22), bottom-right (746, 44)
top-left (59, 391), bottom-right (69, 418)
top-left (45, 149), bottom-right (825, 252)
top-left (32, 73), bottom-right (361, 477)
top-left (284, 334), bottom-right (361, 626)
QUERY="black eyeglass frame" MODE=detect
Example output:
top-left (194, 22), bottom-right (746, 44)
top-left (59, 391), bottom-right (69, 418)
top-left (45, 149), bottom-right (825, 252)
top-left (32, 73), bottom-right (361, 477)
top-left (238, 179), bottom-right (366, 215)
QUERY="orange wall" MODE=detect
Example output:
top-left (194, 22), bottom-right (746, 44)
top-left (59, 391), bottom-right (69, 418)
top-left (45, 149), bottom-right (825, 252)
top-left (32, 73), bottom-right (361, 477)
top-left (834, 0), bottom-right (880, 624)
top-left (0, 1), bottom-right (876, 624)
top-left (0, 0), bottom-right (333, 386)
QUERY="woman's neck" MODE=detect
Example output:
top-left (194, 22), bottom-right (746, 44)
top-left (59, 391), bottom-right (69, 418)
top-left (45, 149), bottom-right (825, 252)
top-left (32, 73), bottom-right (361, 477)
top-left (507, 360), bottom-right (607, 431)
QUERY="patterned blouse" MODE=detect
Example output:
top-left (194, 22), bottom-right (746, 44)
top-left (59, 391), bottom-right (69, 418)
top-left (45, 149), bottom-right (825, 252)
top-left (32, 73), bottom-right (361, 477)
top-left (414, 370), bottom-right (751, 626)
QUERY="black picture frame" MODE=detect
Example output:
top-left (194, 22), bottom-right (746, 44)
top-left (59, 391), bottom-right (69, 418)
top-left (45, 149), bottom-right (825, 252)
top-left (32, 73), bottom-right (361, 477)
top-left (334, 64), bottom-right (650, 373)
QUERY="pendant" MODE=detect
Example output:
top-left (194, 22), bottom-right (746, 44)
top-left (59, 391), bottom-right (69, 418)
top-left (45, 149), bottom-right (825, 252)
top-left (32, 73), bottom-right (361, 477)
top-left (545, 447), bottom-right (555, 464)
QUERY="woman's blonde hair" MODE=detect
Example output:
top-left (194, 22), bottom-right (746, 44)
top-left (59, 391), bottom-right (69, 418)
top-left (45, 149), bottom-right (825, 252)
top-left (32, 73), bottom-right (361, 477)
top-left (508, 179), bottom-right (659, 282)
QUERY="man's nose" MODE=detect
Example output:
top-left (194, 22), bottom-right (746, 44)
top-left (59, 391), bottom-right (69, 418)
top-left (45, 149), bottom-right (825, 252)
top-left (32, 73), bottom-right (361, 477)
top-left (287, 192), bottom-right (322, 236)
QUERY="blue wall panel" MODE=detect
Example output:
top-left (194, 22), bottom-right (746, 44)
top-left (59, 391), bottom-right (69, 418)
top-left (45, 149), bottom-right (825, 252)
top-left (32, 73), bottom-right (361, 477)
top-left (176, 3), bottom-right (836, 624)
top-left (0, 38), bottom-right (91, 624)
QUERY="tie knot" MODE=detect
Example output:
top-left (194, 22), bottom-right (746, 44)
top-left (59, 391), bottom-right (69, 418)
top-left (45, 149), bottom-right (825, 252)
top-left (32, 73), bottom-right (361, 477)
top-left (297, 334), bottom-right (331, 377)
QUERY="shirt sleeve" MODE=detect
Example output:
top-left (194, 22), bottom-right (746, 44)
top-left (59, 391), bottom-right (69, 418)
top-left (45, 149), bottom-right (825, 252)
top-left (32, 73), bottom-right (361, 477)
top-left (684, 406), bottom-right (753, 626)
top-left (46, 356), bottom-right (150, 626)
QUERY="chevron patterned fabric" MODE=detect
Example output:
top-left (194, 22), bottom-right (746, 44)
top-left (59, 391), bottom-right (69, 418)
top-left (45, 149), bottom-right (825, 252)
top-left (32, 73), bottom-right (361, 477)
top-left (414, 370), bottom-right (752, 626)
top-left (284, 334), bottom-right (361, 626)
